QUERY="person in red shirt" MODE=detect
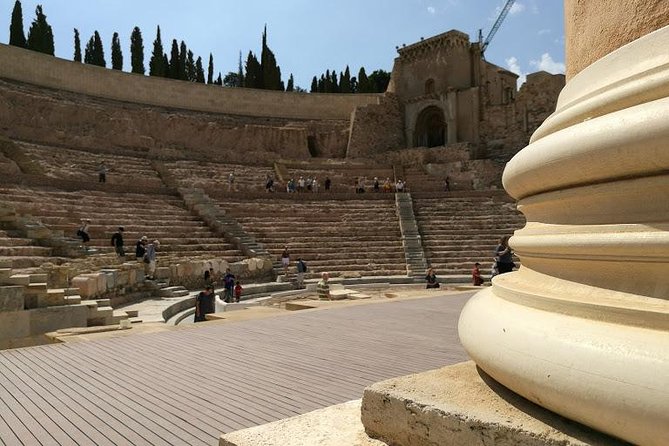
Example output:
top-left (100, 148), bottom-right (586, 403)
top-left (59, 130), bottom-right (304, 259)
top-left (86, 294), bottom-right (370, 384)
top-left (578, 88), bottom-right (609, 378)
top-left (472, 262), bottom-right (484, 286)
top-left (234, 281), bottom-right (243, 303)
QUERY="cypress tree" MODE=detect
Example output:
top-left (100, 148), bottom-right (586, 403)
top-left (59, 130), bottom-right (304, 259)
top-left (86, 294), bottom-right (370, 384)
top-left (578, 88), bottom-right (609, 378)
top-left (286, 74), bottom-right (294, 92)
top-left (195, 56), bottom-right (205, 83)
top-left (10, 0), bottom-right (26, 48)
top-left (310, 76), bottom-right (318, 93)
top-left (84, 31), bottom-right (105, 67)
top-left (162, 53), bottom-right (169, 77)
top-left (357, 67), bottom-right (370, 93)
top-left (340, 66), bottom-right (352, 93)
top-left (324, 69), bottom-right (332, 92)
top-left (331, 70), bottom-right (339, 93)
top-left (168, 39), bottom-right (180, 79)
top-left (84, 36), bottom-right (94, 64)
top-left (130, 26), bottom-right (145, 74)
top-left (215, 73), bottom-right (222, 86)
top-left (26, 5), bottom-right (54, 55)
top-left (149, 26), bottom-right (165, 76)
top-left (73, 28), bottom-right (82, 62)
top-left (111, 32), bottom-right (123, 70)
top-left (185, 50), bottom-right (195, 81)
top-left (260, 25), bottom-right (282, 90)
top-left (318, 75), bottom-right (325, 93)
top-left (244, 51), bottom-right (262, 88)
top-left (178, 41), bottom-right (187, 80)
top-left (237, 51), bottom-right (244, 87)
top-left (350, 76), bottom-right (358, 93)
top-left (207, 53), bottom-right (214, 84)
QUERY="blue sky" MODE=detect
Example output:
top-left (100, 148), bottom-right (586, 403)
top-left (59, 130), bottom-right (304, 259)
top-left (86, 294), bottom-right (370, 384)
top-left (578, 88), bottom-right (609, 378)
top-left (2, 0), bottom-right (564, 89)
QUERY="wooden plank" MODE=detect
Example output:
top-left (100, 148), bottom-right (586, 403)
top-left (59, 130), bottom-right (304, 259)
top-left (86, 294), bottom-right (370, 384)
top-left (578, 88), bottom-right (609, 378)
top-left (0, 292), bottom-right (471, 444)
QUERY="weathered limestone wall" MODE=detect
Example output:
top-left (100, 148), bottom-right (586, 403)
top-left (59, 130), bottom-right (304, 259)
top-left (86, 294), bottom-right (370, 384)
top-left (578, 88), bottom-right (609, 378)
top-left (0, 80), bottom-right (349, 162)
top-left (346, 94), bottom-right (405, 158)
top-left (565, 0), bottom-right (669, 79)
top-left (0, 43), bottom-right (380, 120)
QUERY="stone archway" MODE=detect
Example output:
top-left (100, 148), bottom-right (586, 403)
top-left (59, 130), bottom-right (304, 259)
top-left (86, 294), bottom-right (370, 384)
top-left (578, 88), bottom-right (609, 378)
top-left (414, 106), bottom-right (446, 147)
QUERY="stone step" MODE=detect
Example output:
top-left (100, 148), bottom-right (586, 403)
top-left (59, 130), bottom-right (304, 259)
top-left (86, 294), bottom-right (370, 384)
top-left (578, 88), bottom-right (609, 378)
top-left (158, 286), bottom-right (189, 297)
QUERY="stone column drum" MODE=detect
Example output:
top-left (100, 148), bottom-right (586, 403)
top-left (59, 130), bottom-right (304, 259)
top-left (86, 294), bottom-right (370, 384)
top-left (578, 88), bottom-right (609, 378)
top-left (458, 9), bottom-right (669, 446)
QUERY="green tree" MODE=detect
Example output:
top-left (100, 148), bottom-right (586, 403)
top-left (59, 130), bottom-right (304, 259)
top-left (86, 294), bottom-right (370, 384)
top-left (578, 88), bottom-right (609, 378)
top-left (73, 28), bottom-right (82, 62)
top-left (83, 31), bottom-right (105, 67)
top-left (130, 26), bottom-right (144, 74)
top-left (185, 50), bottom-right (195, 81)
top-left (223, 72), bottom-right (240, 87)
top-left (286, 74), bottom-right (294, 92)
top-left (168, 39), bottom-right (180, 79)
top-left (237, 51), bottom-right (244, 87)
top-left (357, 67), bottom-right (371, 93)
top-left (310, 76), bottom-right (318, 93)
top-left (340, 66), bottom-right (352, 93)
top-left (111, 32), bottom-right (123, 70)
top-left (195, 56), bottom-right (205, 83)
top-left (149, 26), bottom-right (165, 76)
top-left (350, 76), bottom-right (358, 93)
top-left (244, 51), bottom-right (262, 88)
top-left (178, 41), bottom-right (187, 80)
top-left (368, 69), bottom-right (391, 93)
top-left (260, 26), bottom-right (283, 90)
top-left (26, 5), bottom-right (54, 55)
top-left (162, 53), bottom-right (169, 77)
top-left (9, 0), bottom-right (26, 48)
top-left (331, 70), bottom-right (339, 93)
top-left (207, 53), bottom-right (214, 84)
top-left (215, 73), bottom-right (223, 86)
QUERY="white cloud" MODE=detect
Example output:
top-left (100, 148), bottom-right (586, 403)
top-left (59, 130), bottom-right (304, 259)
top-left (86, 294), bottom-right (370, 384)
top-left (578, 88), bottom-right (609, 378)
top-left (506, 56), bottom-right (527, 86)
top-left (530, 53), bottom-right (565, 74)
top-left (537, 29), bottom-right (551, 36)
top-left (509, 2), bottom-right (526, 15)
top-left (427, 6), bottom-right (436, 14)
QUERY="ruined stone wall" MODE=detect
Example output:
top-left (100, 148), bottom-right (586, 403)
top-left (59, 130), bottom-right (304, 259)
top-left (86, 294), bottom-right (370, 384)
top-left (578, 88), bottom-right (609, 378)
top-left (0, 43), bottom-right (379, 120)
top-left (346, 94), bottom-right (405, 158)
top-left (0, 80), bottom-right (353, 163)
top-left (515, 71), bottom-right (565, 138)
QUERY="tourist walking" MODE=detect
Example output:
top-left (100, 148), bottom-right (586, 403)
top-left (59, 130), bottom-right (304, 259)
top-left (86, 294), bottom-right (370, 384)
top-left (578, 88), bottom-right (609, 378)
top-left (324, 177), bottom-right (331, 191)
top-left (144, 240), bottom-right (160, 279)
top-left (97, 162), bottom-right (108, 183)
top-left (317, 272), bottom-right (331, 300)
top-left (281, 246), bottom-right (290, 275)
top-left (194, 285), bottom-right (215, 322)
top-left (472, 262), bottom-right (484, 286)
top-left (234, 281), bottom-right (243, 303)
top-left (77, 219), bottom-right (91, 249)
top-left (495, 235), bottom-right (515, 274)
top-left (425, 267), bottom-right (440, 289)
top-left (444, 176), bottom-right (451, 192)
top-left (228, 171), bottom-right (235, 192)
top-left (110, 226), bottom-right (125, 258)
top-left (296, 257), bottom-right (308, 289)
top-left (223, 268), bottom-right (235, 303)
top-left (135, 235), bottom-right (147, 260)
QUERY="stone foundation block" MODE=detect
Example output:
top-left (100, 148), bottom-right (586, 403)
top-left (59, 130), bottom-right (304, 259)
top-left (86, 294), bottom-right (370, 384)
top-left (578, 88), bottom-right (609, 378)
top-left (29, 304), bottom-right (88, 335)
top-left (0, 286), bottom-right (24, 311)
top-left (361, 361), bottom-right (627, 446)
top-left (155, 267), bottom-right (171, 279)
top-left (0, 310), bottom-right (30, 341)
top-left (71, 276), bottom-right (97, 298)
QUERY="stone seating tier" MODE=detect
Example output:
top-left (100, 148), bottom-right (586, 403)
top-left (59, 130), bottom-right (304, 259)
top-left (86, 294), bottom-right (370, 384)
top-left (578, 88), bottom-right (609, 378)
top-left (413, 197), bottom-right (526, 275)
top-left (0, 185), bottom-right (245, 262)
top-left (221, 199), bottom-right (406, 277)
top-left (16, 142), bottom-right (164, 188)
top-left (164, 161), bottom-right (276, 193)
top-left (282, 166), bottom-right (396, 193)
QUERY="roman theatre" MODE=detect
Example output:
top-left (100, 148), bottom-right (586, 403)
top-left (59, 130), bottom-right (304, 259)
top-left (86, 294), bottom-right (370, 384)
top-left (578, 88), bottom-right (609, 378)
top-left (0, 1), bottom-right (667, 444)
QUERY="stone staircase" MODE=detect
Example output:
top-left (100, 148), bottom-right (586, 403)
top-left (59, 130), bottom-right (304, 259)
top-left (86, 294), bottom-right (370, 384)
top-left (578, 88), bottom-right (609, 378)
top-left (395, 193), bottom-right (427, 278)
top-left (220, 197), bottom-right (407, 278)
top-left (413, 193), bottom-right (525, 279)
top-left (180, 188), bottom-right (269, 259)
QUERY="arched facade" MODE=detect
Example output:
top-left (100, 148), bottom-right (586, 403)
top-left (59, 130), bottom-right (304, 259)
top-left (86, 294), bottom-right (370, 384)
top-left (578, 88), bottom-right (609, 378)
top-left (414, 106), bottom-right (446, 147)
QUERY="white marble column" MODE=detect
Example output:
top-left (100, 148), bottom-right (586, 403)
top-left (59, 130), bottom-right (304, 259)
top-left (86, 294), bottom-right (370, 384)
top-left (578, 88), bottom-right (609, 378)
top-left (459, 25), bottom-right (669, 446)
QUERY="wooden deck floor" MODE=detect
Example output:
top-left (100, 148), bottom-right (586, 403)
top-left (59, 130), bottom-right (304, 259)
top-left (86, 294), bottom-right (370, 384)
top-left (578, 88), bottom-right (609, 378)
top-left (0, 292), bottom-right (472, 445)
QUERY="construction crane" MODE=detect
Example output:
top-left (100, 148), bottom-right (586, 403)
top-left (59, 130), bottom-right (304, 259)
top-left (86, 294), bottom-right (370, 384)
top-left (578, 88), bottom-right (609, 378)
top-left (479, 0), bottom-right (516, 55)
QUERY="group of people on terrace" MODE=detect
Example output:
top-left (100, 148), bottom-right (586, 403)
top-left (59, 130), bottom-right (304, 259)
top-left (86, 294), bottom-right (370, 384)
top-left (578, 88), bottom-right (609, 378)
top-left (195, 267), bottom-right (243, 322)
top-left (355, 176), bottom-right (407, 193)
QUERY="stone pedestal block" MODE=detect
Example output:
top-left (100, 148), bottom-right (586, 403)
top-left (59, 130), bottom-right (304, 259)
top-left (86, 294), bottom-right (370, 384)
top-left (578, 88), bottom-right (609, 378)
top-left (0, 286), bottom-right (24, 312)
top-left (29, 304), bottom-right (88, 335)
